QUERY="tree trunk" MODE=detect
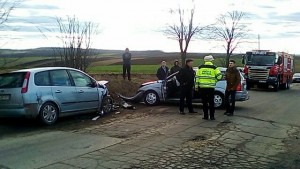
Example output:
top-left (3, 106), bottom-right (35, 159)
top-left (181, 52), bottom-right (186, 67)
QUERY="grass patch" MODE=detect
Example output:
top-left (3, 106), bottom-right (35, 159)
top-left (88, 65), bottom-right (160, 74)
top-left (0, 56), bottom-right (48, 68)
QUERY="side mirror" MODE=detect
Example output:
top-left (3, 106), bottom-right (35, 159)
top-left (277, 57), bottom-right (282, 65)
top-left (90, 81), bottom-right (98, 88)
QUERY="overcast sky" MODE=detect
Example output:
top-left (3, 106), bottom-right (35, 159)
top-left (1, 0), bottom-right (300, 54)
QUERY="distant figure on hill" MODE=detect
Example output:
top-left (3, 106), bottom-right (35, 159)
top-left (122, 48), bottom-right (132, 81)
top-left (170, 59), bottom-right (181, 74)
top-left (156, 60), bottom-right (169, 80)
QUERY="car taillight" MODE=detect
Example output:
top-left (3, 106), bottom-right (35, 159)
top-left (237, 83), bottom-right (242, 91)
top-left (269, 66), bottom-right (278, 76)
top-left (21, 72), bottom-right (31, 93)
top-left (244, 66), bottom-right (249, 74)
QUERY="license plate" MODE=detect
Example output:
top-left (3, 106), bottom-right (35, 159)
top-left (0, 95), bottom-right (10, 101)
top-left (259, 80), bottom-right (266, 83)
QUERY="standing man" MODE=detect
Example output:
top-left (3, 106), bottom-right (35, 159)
top-left (122, 48), bottom-right (132, 81)
top-left (224, 60), bottom-right (241, 116)
top-left (177, 59), bottom-right (197, 115)
top-left (156, 60), bottom-right (169, 80)
top-left (170, 59), bottom-right (181, 74)
top-left (195, 55), bottom-right (222, 120)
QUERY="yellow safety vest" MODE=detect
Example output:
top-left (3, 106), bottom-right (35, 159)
top-left (195, 62), bottom-right (223, 88)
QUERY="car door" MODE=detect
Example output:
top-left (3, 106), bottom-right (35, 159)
top-left (68, 70), bottom-right (99, 111)
top-left (50, 69), bottom-right (78, 114)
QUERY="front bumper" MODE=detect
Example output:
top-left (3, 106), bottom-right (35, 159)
top-left (117, 91), bottom-right (145, 103)
top-left (246, 77), bottom-right (278, 85)
top-left (235, 91), bottom-right (249, 101)
top-left (293, 78), bottom-right (300, 83)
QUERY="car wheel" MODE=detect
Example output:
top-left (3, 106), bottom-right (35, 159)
top-left (214, 92), bottom-right (224, 108)
top-left (39, 102), bottom-right (59, 125)
top-left (144, 90), bottom-right (159, 105)
top-left (100, 96), bottom-right (113, 115)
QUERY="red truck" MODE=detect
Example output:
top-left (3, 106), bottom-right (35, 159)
top-left (242, 50), bottom-right (294, 91)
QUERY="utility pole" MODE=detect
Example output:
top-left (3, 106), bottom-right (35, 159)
top-left (258, 34), bottom-right (260, 50)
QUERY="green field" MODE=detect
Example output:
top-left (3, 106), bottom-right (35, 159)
top-left (0, 56), bottom-right (47, 68)
top-left (88, 65), bottom-right (159, 74)
top-left (1, 53), bottom-right (299, 74)
top-left (87, 58), bottom-right (244, 74)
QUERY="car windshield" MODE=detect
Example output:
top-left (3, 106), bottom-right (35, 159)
top-left (294, 73), bottom-right (300, 77)
top-left (0, 72), bottom-right (26, 88)
top-left (246, 54), bottom-right (276, 66)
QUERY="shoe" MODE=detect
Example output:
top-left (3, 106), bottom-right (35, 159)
top-left (210, 117), bottom-right (216, 120)
top-left (189, 111), bottom-right (198, 114)
top-left (180, 111), bottom-right (186, 115)
top-left (224, 112), bottom-right (230, 115)
top-left (227, 113), bottom-right (233, 116)
top-left (202, 117), bottom-right (208, 120)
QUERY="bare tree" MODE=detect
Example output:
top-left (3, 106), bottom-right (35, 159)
top-left (0, 0), bottom-right (23, 70)
top-left (163, 6), bottom-right (206, 67)
top-left (210, 11), bottom-right (249, 67)
top-left (54, 16), bottom-right (99, 71)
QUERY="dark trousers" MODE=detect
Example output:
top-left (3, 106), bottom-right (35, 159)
top-left (123, 64), bottom-right (131, 80)
top-left (199, 88), bottom-right (215, 118)
top-left (179, 86), bottom-right (193, 112)
top-left (225, 90), bottom-right (236, 114)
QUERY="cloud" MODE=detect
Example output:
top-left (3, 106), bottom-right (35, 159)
top-left (19, 4), bottom-right (60, 10)
top-left (268, 12), bottom-right (300, 22)
top-left (258, 5), bottom-right (276, 9)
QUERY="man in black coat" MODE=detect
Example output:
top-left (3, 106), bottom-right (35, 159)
top-left (156, 60), bottom-right (169, 80)
top-left (122, 48), bottom-right (132, 81)
top-left (170, 59), bottom-right (181, 74)
top-left (177, 59), bottom-right (197, 115)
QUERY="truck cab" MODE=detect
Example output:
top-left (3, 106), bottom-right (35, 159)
top-left (242, 50), bottom-right (294, 91)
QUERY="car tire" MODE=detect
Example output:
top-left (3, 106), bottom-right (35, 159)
top-left (214, 92), bottom-right (225, 109)
top-left (144, 90), bottom-right (159, 106)
top-left (39, 102), bottom-right (59, 125)
top-left (100, 96), bottom-right (113, 116)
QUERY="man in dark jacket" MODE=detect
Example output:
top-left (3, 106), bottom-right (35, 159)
top-left (170, 59), bottom-right (181, 74)
top-left (224, 60), bottom-right (241, 116)
top-left (156, 61), bottom-right (169, 80)
top-left (177, 59), bottom-right (197, 115)
top-left (122, 48), bottom-right (132, 81)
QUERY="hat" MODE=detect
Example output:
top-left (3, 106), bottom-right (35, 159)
top-left (204, 55), bottom-right (214, 61)
top-left (186, 59), bottom-right (193, 64)
top-left (174, 59), bottom-right (179, 63)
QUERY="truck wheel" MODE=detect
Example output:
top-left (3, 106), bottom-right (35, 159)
top-left (274, 82), bottom-right (280, 92)
top-left (246, 83), bottom-right (251, 90)
top-left (286, 79), bottom-right (290, 89)
top-left (144, 90), bottom-right (160, 106)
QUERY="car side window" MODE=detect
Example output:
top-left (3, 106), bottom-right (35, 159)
top-left (50, 70), bottom-right (72, 86)
top-left (35, 71), bottom-right (51, 86)
top-left (69, 70), bottom-right (92, 87)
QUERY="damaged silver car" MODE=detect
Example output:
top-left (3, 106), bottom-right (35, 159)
top-left (119, 67), bottom-right (249, 108)
top-left (0, 67), bottom-right (112, 125)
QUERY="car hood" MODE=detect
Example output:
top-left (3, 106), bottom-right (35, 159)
top-left (141, 80), bottom-right (159, 86)
top-left (98, 80), bottom-right (109, 85)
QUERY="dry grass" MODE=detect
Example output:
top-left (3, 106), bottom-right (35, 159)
top-left (91, 73), bottom-right (157, 100)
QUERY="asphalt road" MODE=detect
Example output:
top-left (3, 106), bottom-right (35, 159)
top-left (0, 83), bottom-right (299, 169)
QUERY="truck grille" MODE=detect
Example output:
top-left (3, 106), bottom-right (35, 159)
top-left (248, 69), bottom-right (269, 81)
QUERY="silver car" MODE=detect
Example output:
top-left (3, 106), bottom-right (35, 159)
top-left (0, 67), bottom-right (111, 125)
top-left (119, 67), bottom-right (249, 108)
top-left (293, 73), bottom-right (300, 83)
